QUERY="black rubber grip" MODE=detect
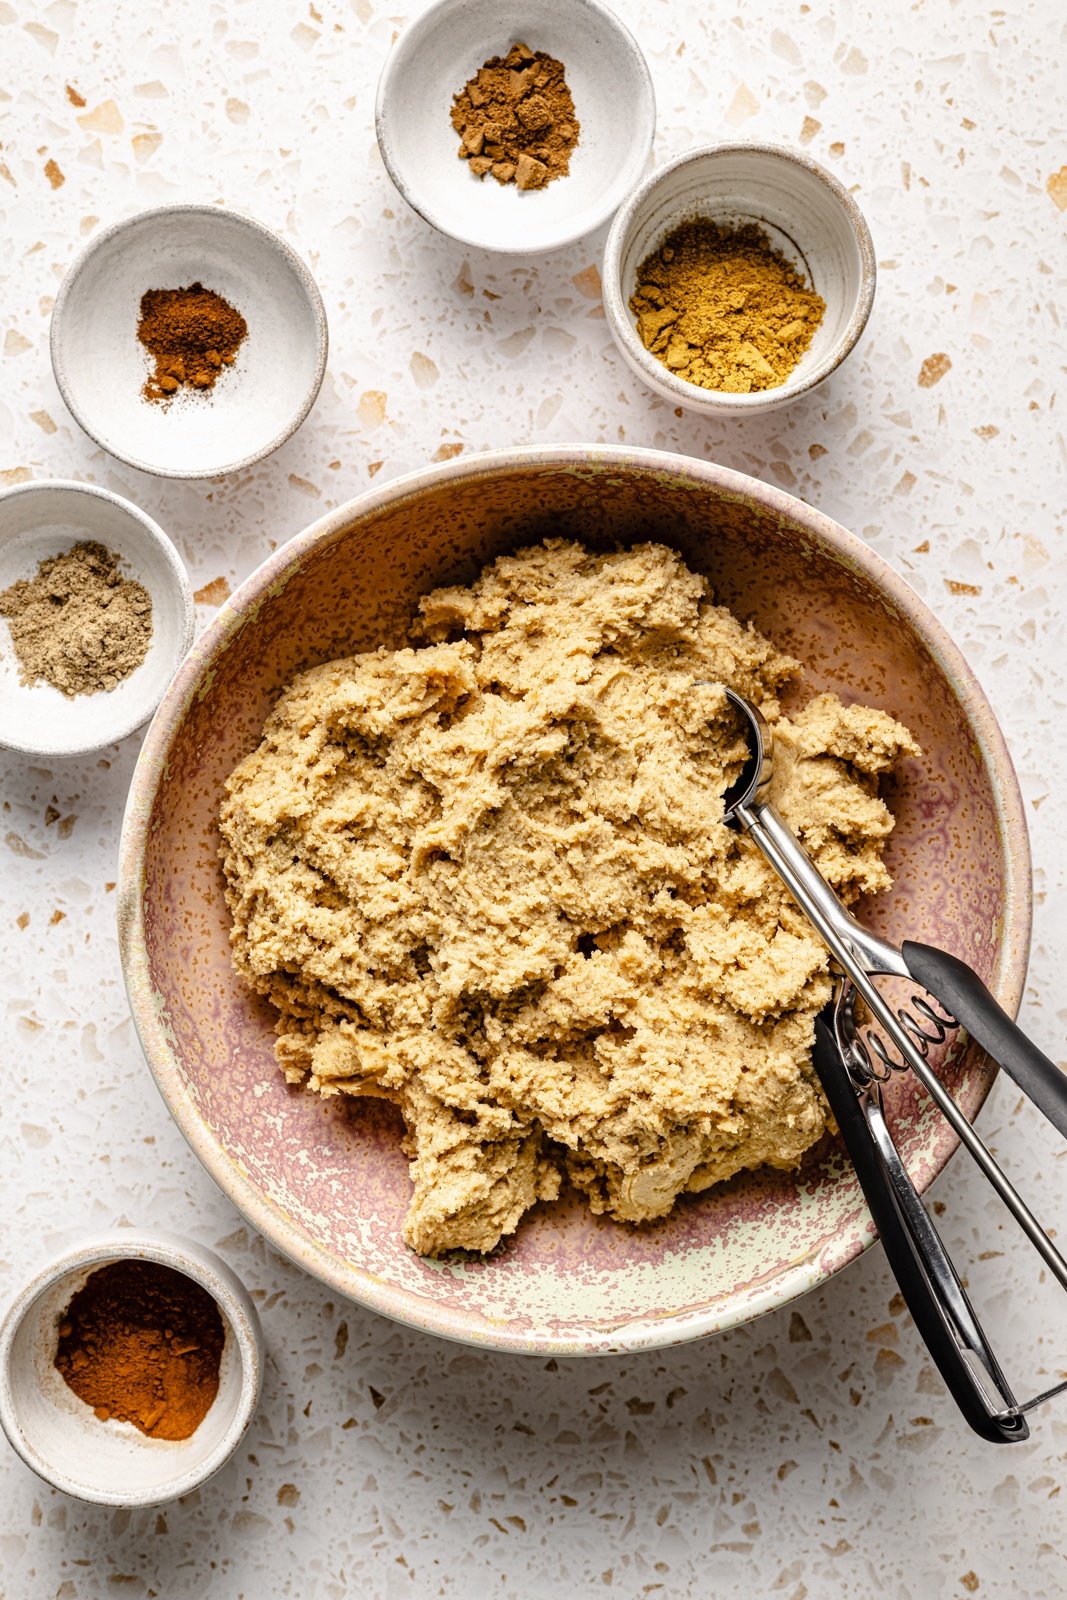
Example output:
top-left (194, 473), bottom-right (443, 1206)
top-left (903, 940), bottom-right (1067, 1142)
top-left (812, 1014), bottom-right (1026, 1444)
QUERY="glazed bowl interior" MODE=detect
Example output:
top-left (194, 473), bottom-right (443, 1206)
top-left (119, 448), bottom-right (1029, 1355)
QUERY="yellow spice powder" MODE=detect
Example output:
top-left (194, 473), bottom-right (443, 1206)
top-left (630, 219), bottom-right (826, 394)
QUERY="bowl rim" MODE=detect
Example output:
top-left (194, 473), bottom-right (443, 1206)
top-left (602, 142), bottom-right (877, 414)
top-left (374, 0), bottom-right (657, 255)
top-left (0, 478), bottom-right (194, 758)
top-left (117, 444), bottom-right (1031, 1355)
top-left (0, 1229), bottom-right (263, 1506)
top-left (49, 202), bottom-right (330, 481)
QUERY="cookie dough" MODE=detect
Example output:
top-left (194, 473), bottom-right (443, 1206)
top-left (220, 541), bottom-right (918, 1255)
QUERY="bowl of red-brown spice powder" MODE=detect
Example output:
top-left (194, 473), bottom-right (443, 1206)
top-left (50, 205), bottom-right (328, 479)
top-left (0, 1232), bottom-right (262, 1506)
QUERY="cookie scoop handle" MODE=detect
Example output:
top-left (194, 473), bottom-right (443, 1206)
top-left (902, 941), bottom-right (1067, 1142)
top-left (813, 1011), bottom-right (1028, 1445)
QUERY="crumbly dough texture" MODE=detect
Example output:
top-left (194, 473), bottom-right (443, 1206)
top-left (220, 541), bottom-right (918, 1256)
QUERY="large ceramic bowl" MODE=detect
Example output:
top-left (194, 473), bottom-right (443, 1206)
top-left (118, 447), bottom-right (1030, 1355)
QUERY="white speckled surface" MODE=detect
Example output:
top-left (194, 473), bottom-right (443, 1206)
top-left (2, 0), bottom-right (1066, 1594)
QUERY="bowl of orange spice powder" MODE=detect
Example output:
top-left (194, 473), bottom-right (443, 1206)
top-left (0, 1231), bottom-right (262, 1505)
top-left (603, 143), bottom-right (875, 414)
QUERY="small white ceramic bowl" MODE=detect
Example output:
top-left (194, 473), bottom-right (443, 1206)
top-left (0, 480), bottom-right (193, 758)
top-left (51, 205), bottom-right (328, 478)
top-left (376, 0), bottom-right (655, 255)
top-left (603, 143), bottom-right (876, 414)
top-left (0, 1231), bottom-right (262, 1507)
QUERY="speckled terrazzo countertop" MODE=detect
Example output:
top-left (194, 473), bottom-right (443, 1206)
top-left (2, 0), bottom-right (1067, 1594)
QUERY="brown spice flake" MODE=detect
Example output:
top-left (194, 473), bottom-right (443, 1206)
top-left (43, 157), bottom-right (64, 189)
top-left (451, 42), bottom-right (580, 190)
top-left (918, 351), bottom-right (952, 387)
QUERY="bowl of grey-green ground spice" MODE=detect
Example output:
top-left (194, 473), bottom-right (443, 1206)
top-left (0, 481), bottom-right (193, 758)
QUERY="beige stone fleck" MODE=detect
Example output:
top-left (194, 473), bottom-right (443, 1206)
top-left (226, 98), bottom-right (250, 124)
top-left (1046, 166), bottom-right (1067, 212)
top-left (4, 330), bottom-right (32, 356)
top-left (287, 474), bottom-right (320, 498)
top-left (65, 84), bottom-right (86, 107)
top-left (432, 441), bottom-right (464, 461)
top-left (840, 46), bottom-right (868, 74)
top-left (918, 351), bottom-right (952, 387)
top-left (945, 578), bottom-right (982, 595)
top-left (77, 100), bottom-right (124, 134)
top-left (725, 83), bottom-right (759, 126)
top-left (24, 20), bottom-right (58, 52)
top-left (30, 410), bottom-right (56, 433)
top-left (358, 390), bottom-right (387, 427)
top-left (829, 141), bottom-right (845, 157)
top-left (194, 576), bottom-right (232, 607)
top-left (410, 350), bottom-right (439, 389)
top-left (6, 832), bottom-right (45, 860)
top-left (799, 116), bottom-right (821, 144)
top-left (0, 465), bottom-right (31, 484)
top-left (132, 130), bottom-right (162, 162)
top-left (219, 541), bottom-right (917, 1256)
top-left (973, 424), bottom-right (999, 440)
top-left (43, 158), bottom-right (64, 188)
top-left (571, 264), bottom-right (602, 300)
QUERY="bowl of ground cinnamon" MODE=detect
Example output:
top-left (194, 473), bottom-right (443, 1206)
top-left (0, 480), bottom-right (193, 758)
top-left (603, 143), bottom-right (876, 414)
top-left (0, 1232), bottom-right (261, 1506)
top-left (51, 205), bottom-right (328, 478)
top-left (375, 0), bottom-right (655, 254)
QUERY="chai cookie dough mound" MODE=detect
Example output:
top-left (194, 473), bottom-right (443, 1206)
top-left (220, 541), bottom-right (919, 1256)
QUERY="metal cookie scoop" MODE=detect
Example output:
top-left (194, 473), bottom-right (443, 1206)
top-left (722, 687), bottom-right (1067, 1443)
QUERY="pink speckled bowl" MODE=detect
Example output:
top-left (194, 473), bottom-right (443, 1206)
top-left (118, 447), bottom-right (1030, 1355)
